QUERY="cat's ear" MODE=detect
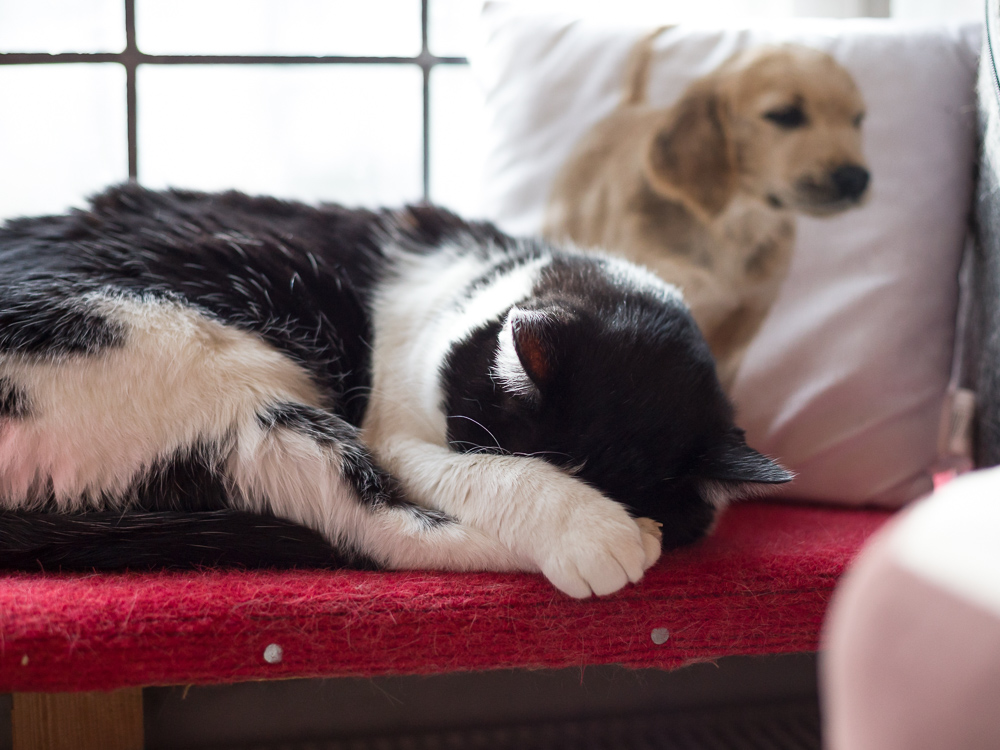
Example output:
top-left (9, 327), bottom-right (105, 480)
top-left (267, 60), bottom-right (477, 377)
top-left (698, 431), bottom-right (791, 484)
top-left (511, 307), bottom-right (558, 387)
top-left (695, 430), bottom-right (792, 508)
top-left (494, 306), bottom-right (567, 397)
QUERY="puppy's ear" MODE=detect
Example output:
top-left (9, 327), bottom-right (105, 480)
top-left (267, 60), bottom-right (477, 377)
top-left (695, 429), bottom-right (792, 507)
top-left (645, 86), bottom-right (737, 219)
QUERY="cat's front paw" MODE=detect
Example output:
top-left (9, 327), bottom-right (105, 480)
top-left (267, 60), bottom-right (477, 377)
top-left (540, 502), bottom-right (660, 599)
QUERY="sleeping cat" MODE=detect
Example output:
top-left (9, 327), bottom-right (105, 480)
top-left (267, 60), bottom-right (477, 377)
top-left (0, 185), bottom-right (790, 598)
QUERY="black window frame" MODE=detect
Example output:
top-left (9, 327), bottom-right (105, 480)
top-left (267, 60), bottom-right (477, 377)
top-left (0, 0), bottom-right (468, 201)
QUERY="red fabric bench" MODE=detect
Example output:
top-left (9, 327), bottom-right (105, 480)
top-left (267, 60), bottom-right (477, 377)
top-left (0, 501), bottom-right (891, 694)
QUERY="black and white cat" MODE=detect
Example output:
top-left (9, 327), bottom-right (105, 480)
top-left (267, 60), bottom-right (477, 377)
top-left (0, 185), bottom-right (790, 597)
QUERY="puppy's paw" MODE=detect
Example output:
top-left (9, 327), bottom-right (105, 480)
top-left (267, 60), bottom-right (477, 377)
top-left (540, 499), bottom-right (650, 599)
top-left (635, 517), bottom-right (663, 570)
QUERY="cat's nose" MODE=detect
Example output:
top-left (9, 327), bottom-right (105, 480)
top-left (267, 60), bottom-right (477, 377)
top-left (831, 164), bottom-right (870, 201)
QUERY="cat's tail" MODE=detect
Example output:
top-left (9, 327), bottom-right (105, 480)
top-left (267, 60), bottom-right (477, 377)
top-left (0, 510), bottom-right (363, 572)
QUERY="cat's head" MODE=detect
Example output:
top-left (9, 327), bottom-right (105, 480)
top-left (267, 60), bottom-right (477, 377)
top-left (441, 253), bottom-right (791, 550)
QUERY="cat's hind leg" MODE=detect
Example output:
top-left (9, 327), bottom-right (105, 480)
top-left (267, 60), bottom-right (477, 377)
top-left (0, 288), bottom-right (324, 509)
top-left (0, 288), bottom-right (517, 571)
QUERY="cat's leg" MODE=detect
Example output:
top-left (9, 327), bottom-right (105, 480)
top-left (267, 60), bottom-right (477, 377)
top-left (231, 402), bottom-right (521, 572)
top-left (367, 435), bottom-right (663, 598)
top-left (0, 287), bottom-right (329, 508)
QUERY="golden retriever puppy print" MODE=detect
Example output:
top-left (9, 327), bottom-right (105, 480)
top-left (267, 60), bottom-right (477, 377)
top-left (545, 29), bottom-right (870, 390)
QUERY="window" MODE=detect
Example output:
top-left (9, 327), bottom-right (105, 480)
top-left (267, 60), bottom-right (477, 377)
top-left (0, 0), bottom-right (485, 220)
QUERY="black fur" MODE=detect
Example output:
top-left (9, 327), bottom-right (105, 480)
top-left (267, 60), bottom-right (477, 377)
top-left (19, 450), bottom-right (232, 516)
top-left (0, 282), bottom-right (125, 356)
top-left (0, 376), bottom-right (29, 418)
top-left (258, 401), bottom-right (366, 448)
top-left (0, 186), bottom-right (389, 424)
top-left (0, 510), bottom-right (368, 571)
top-left (125, 451), bottom-right (232, 513)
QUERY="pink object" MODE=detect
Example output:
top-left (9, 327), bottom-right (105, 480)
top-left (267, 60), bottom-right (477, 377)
top-left (822, 468), bottom-right (1000, 749)
top-left (0, 501), bottom-right (890, 693)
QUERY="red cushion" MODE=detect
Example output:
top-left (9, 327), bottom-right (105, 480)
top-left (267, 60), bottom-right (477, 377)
top-left (0, 501), bottom-right (890, 692)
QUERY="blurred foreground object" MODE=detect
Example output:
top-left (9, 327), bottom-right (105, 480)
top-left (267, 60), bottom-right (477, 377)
top-left (822, 467), bottom-right (1000, 749)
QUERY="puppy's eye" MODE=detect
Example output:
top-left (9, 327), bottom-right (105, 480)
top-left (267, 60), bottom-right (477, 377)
top-left (763, 105), bottom-right (808, 129)
top-left (853, 112), bottom-right (865, 128)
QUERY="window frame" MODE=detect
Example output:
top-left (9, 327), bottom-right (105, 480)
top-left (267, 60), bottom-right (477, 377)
top-left (0, 0), bottom-right (467, 201)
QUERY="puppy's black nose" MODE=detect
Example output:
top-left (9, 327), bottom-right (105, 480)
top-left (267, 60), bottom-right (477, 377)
top-left (831, 164), bottom-right (870, 200)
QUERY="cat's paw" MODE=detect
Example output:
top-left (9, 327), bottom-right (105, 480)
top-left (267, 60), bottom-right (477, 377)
top-left (539, 501), bottom-right (653, 599)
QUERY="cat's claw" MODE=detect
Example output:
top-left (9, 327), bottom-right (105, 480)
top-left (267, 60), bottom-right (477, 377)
top-left (635, 517), bottom-right (664, 570)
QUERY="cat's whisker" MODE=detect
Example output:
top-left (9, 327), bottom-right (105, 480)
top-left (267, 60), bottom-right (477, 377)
top-left (445, 415), bottom-right (506, 452)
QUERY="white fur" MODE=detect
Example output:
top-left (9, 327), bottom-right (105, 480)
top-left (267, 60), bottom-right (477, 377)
top-left (364, 245), bottom-right (662, 597)
top-left (599, 253), bottom-right (684, 305)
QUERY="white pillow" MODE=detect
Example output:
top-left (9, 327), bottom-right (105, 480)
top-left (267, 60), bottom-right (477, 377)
top-left (471, 5), bottom-right (981, 506)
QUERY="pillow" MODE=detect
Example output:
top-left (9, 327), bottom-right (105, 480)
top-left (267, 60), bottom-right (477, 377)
top-left (471, 5), bottom-right (981, 506)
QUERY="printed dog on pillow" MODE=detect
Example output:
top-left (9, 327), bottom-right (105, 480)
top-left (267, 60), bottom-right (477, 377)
top-left (0, 186), bottom-right (790, 597)
top-left (545, 29), bottom-right (870, 390)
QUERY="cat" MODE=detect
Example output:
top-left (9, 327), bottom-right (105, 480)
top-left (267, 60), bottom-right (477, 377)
top-left (0, 185), bottom-right (791, 598)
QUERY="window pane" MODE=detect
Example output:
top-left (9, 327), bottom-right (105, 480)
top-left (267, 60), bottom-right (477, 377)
top-left (0, 0), bottom-right (124, 53)
top-left (138, 65), bottom-right (423, 206)
top-left (430, 65), bottom-right (486, 218)
top-left (429, 0), bottom-right (479, 58)
top-left (0, 64), bottom-right (127, 221)
top-left (137, 0), bottom-right (421, 57)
